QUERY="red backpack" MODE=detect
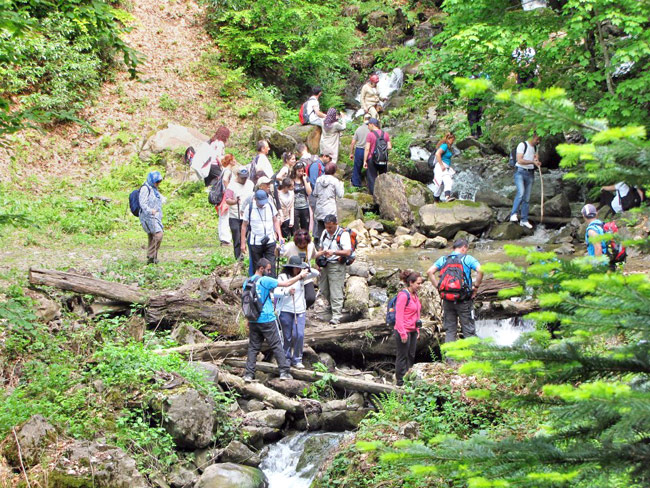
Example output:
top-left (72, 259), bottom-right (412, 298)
top-left (602, 221), bottom-right (627, 265)
top-left (438, 254), bottom-right (471, 302)
top-left (298, 102), bottom-right (310, 125)
top-left (335, 228), bottom-right (357, 265)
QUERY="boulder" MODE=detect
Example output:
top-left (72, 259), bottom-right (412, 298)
top-left (417, 281), bottom-right (443, 322)
top-left (531, 193), bottom-right (571, 218)
top-left (424, 236), bottom-right (448, 249)
top-left (189, 361), bottom-right (220, 385)
top-left (348, 261), bottom-right (371, 278)
top-left (344, 276), bottom-right (370, 317)
top-left (196, 463), bottom-right (268, 488)
top-left (374, 173), bottom-right (435, 226)
top-left (337, 198), bottom-right (363, 225)
top-left (3, 415), bottom-right (57, 468)
top-left (347, 192), bottom-right (376, 212)
top-left (50, 440), bottom-right (147, 488)
top-left (453, 230), bottom-right (478, 244)
top-left (246, 399), bottom-right (266, 412)
top-left (317, 352), bottom-right (336, 371)
top-left (172, 323), bottom-right (210, 346)
top-left (364, 220), bottom-right (384, 232)
top-left (322, 399), bottom-right (349, 412)
top-left (474, 189), bottom-right (512, 208)
top-left (240, 426), bottom-right (281, 449)
top-left (150, 388), bottom-right (216, 450)
top-left (320, 409), bottom-right (370, 431)
top-left (24, 290), bottom-right (60, 322)
top-left (255, 126), bottom-right (297, 156)
top-left (245, 409), bottom-right (287, 429)
top-left (418, 201), bottom-right (493, 239)
top-left (282, 124), bottom-right (322, 155)
top-left (367, 10), bottom-right (390, 28)
top-left (487, 222), bottom-right (533, 240)
top-left (142, 123), bottom-right (208, 155)
top-left (346, 392), bottom-right (365, 409)
top-left (295, 433), bottom-right (343, 476)
top-left (168, 464), bottom-right (198, 488)
top-left (220, 440), bottom-right (261, 467)
top-left (537, 133), bottom-right (565, 169)
top-left (410, 232), bottom-right (427, 248)
top-left (395, 226), bottom-right (410, 236)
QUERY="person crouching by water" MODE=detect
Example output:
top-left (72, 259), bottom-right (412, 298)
top-left (276, 256), bottom-right (317, 369)
top-left (139, 171), bottom-right (165, 264)
top-left (243, 258), bottom-right (308, 382)
top-left (394, 270), bottom-right (423, 387)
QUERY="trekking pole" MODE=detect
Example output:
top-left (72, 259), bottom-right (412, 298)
top-left (538, 165), bottom-right (544, 224)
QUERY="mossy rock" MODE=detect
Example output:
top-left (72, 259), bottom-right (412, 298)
top-left (418, 201), bottom-right (493, 239)
top-left (373, 173), bottom-right (434, 226)
top-left (347, 191), bottom-right (376, 212)
top-left (379, 219), bottom-right (397, 234)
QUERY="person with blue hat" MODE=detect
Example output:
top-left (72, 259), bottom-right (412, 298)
top-left (139, 171), bottom-right (165, 264)
top-left (225, 167), bottom-right (254, 260)
top-left (240, 188), bottom-right (284, 276)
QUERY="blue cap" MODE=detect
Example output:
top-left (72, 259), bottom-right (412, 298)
top-left (368, 118), bottom-right (380, 126)
top-left (237, 167), bottom-right (249, 177)
top-left (255, 189), bottom-right (268, 205)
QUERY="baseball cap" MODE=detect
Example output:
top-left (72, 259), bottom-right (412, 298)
top-left (368, 117), bottom-right (380, 126)
top-left (256, 176), bottom-right (272, 186)
top-left (237, 168), bottom-right (249, 177)
top-left (255, 189), bottom-right (268, 205)
top-left (581, 204), bottom-right (597, 219)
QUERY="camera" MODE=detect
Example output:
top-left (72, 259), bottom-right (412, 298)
top-left (260, 235), bottom-right (270, 246)
top-left (316, 255), bottom-right (329, 268)
top-left (415, 320), bottom-right (423, 328)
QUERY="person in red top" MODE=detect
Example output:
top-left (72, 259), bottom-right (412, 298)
top-left (394, 270), bottom-right (423, 386)
top-left (363, 118), bottom-right (392, 195)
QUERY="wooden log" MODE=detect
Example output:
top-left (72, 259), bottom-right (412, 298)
top-left (29, 268), bottom-right (148, 304)
top-left (146, 292), bottom-right (238, 332)
top-left (224, 359), bottom-right (398, 395)
top-left (218, 370), bottom-right (303, 413)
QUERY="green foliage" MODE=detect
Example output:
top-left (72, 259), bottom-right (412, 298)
top-left (302, 362), bottom-right (336, 399)
top-left (158, 93), bottom-right (179, 112)
top-left (390, 131), bottom-right (415, 169)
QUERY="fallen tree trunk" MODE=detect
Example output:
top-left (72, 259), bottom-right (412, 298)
top-left (223, 359), bottom-right (398, 395)
top-left (29, 268), bottom-right (148, 304)
top-left (217, 370), bottom-right (303, 413)
top-left (146, 293), bottom-right (238, 332)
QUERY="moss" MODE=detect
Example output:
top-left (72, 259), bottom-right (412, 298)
top-left (378, 219), bottom-right (397, 233)
top-left (435, 199), bottom-right (483, 209)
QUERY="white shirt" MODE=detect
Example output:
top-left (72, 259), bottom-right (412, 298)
top-left (226, 179), bottom-right (254, 219)
top-left (611, 182), bottom-right (630, 214)
top-left (275, 271), bottom-right (316, 314)
top-left (321, 226), bottom-right (352, 263)
top-left (306, 96), bottom-right (321, 124)
top-left (251, 153), bottom-right (273, 179)
top-left (516, 141), bottom-right (537, 170)
top-left (243, 202), bottom-right (277, 245)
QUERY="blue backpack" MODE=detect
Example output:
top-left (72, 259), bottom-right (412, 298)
top-left (128, 185), bottom-right (145, 217)
top-left (386, 290), bottom-right (411, 327)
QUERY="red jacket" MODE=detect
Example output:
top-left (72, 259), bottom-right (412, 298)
top-left (394, 290), bottom-right (421, 339)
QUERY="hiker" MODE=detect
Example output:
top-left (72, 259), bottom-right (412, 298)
top-left (431, 132), bottom-right (457, 203)
top-left (315, 214), bottom-right (352, 325)
top-left (427, 238), bottom-right (483, 345)
top-left (216, 153), bottom-right (237, 247)
top-left (599, 182), bottom-right (645, 215)
top-left (363, 118), bottom-right (392, 195)
top-left (139, 171), bottom-right (165, 264)
top-left (393, 270), bottom-right (423, 387)
top-left (509, 133), bottom-right (541, 230)
top-left (243, 258), bottom-right (309, 382)
top-left (306, 151), bottom-right (328, 188)
top-left (249, 140), bottom-right (273, 183)
top-left (276, 256), bottom-right (317, 369)
top-left (360, 74), bottom-right (385, 119)
top-left (582, 204), bottom-right (606, 258)
top-left (467, 71), bottom-right (488, 138)
top-left (512, 43), bottom-right (537, 88)
top-left (582, 203), bottom-right (627, 270)
top-left (241, 189), bottom-right (284, 277)
top-left (312, 162), bottom-right (344, 247)
top-left (349, 114), bottom-right (371, 188)
top-left (277, 178), bottom-right (295, 239)
top-left (276, 151), bottom-right (296, 181)
top-left (320, 108), bottom-right (347, 165)
top-left (225, 168), bottom-right (254, 260)
top-left (191, 126), bottom-right (230, 185)
top-left (281, 229), bottom-right (319, 310)
top-left (305, 86), bottom-right (327, 128)
top-left (291, 161), bottom-right (312, 232)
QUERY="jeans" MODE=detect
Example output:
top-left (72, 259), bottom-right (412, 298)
top-left (510, 168), bottom-right (534, 223)
top-left (352, 147), bottom-right (365, 187)
top-left (319, 261), bottom-right (347, 320)
top-left (394, 330), bottom-right (418, 386)
top-left (245, 320), bottom-right (289, 376)
top-left (229, 218), bottom-right (242, 259)
top-left (366, 159), bottom-right (387, 195)
top-left (442, 299), bottom-right (476, 344)
top-left (279, 311), bottom-right (306, 365)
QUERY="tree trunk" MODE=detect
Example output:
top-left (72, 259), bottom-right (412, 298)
top-left (146, 292), bottom-right (239, 333)
top-left (218, 369), bottom-right (303, 413)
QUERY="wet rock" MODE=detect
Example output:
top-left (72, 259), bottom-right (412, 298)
top-left (220, 440), bottom-right (261, 467)
top-left (295, 433), bottom-right (344, 474)
top-left (337, 198), bottom-right (363, 225)
top-left (149, 388), bottom-right (216, 450)
top-left (190, 361), bottom-right (220, 385)
top-left (172, 323), bottom-right (210, 345)
top-left (24, 290), bottom-right (60, 322)
top-left (453, 230), bottom-right (478, 244)
top-left (141, 123), bottom-right (208, 156)
top-left (425, 236), bottom-right (448, 249)
top-left (255, 126), bottom-right (297, 156)
top-left (364, 220), bottom-right (384, 232)
top-left (322, 399), bottom-right (349, 412)
top-left (418, 201), bottom-right (493, 239)
top-left (241, 426), bottom-right (281, 449)
top-left (395, 226), bottom-right (410, 236)
top-left (247, 399), bottom-right (266, 412)
top-left (475, 189), bottom-right (512, 208)
top-left (347, 392), bottom-right (365, 409)
top-left (266, 377), bottom-right (311, 397)
top-left (552, 224), bottom-right (577, 244)
top-left (531, 193), bottom-right (571, 218)
top-left (3, 415), bottom-right (57, 468)
top-left (282, 124), bottom-right (321, 155)
top-left (196, 463), bottom-right (268, 488)
top-left (488, 222), bottom-right (533, 240)
top-left (317, 352), bottom-right (336, 371)
top-left (348, 261), bottom-right (371, 278)
top-left (245, 409), bottom-right (287, 429)
top-left (374, 173), bottom-right (435, 226)
top-left (321, 409), bottom-right (371, 431)
top-left (344, 276), bottom-right (370, 316)
top-left (168, 464), bottom-right (198, 488)
top-left (555, 242), bottom-right (575, 255)
top-left (51, 440), bottom-right (147, 488)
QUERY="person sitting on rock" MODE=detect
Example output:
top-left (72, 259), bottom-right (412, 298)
top-left (243, 258), bottom-right (308, 382)
top-left (360, 74), bottom-right (385, 119)
top-left (509, 132), bottom-right (541, 229)
top-left (431, 132), bottom-right (456, 203)
top-left (305, 86), bottom-right (327, 128)
top-left (393, 270), bottom-right (423, 386)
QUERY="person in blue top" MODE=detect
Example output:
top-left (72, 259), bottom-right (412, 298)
top-left (426, 238), bottom-right (483, 346)
top-left (431, 132), bottom-right (457, 203)
top-left (243, 258), bottom-right (309, 382)
top-left (582, 204), bottom-right (606, 257)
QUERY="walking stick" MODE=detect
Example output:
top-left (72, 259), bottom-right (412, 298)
top-left (538, 165), bottom-right (544, 223)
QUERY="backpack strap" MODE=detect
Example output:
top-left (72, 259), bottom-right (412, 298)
top-left (401, 289), bottom-right (411, 308)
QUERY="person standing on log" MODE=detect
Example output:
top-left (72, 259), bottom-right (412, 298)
top-left (225, 168), bottom-right (254, 260)
top-left (139, 171), bottom-right (165, 264)
top-left (241, 189), bottom-right (284, 277)
top-left (394, 270), bottom-right (423, 387)
top-left (427, 238), bottom-right (483, 347)
top-left (243, 258), bottom-right (308, 382)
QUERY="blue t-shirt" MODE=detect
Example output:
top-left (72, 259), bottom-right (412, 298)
top-left (434, 252), bottom-right (481, 288)
top-left (307, 157), bottom-right (325, 187)
top-left (585, 220), bottom-right (606, 256)
top-left (439, 143), bottom-right (453, 166)
top-left (244, 275), bottom-right (279, 323)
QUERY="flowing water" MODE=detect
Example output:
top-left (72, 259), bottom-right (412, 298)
top-left (260, 432), bottom-right (348, 487)
top-left (475, 317), bottom-right (536, 346)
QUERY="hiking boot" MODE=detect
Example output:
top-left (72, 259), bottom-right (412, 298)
top-left (520, 221), bottom-right (533, 229)
top-left (279, 372), bottom-right (293, 381)
top-left (243, 373), bottom-right (256, 383)
top-left (147, 258), bottom-right (155, 264)
top-left (509, 213), bottom-right (519, 223)
top-left (294, 362), bottom-right (305, 369)
top-left (329, 317), bottom-right (340, 325)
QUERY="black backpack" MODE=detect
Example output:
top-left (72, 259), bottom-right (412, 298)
top-left (618, 186), bottom-right (641, 211)
top-left (438, 254), bottom-right (471, 302)
top-left (427, 152), bottom-right (436, 169)
top-left (372, 130), bottom-right (389, 165)
top-left (208, 168), bottom-right (226, 206)
top-left (508, 141), bottom-right (530, 168)
top-left (249, 155), bottom-right (261, 184)
top-left (242, 276), bottom-right (267, 321)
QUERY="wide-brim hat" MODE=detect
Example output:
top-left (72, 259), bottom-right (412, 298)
top-left (284, 255), bottom-right (307, 269)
